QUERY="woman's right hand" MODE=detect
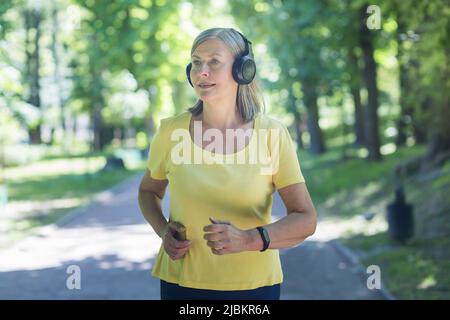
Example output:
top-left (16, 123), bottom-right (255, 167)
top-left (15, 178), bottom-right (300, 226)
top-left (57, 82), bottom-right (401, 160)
top-left (162, 221), bottom-right (192, 260)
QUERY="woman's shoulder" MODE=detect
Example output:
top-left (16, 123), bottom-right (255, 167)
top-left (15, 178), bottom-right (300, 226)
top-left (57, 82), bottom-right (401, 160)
top-left (258, 113), bottom-right (288, 131)
top-left (157, 111), bottom-right (191, 132)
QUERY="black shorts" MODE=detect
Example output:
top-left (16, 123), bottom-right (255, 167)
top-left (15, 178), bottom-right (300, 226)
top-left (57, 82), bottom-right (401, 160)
top-left (160, 280), bottom-right (281, 300)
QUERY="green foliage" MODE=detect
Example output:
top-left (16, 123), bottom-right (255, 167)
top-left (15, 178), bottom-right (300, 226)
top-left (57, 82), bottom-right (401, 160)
top-left (0, 0), bottom-right (447, 153)
top-left (68, 0), bottom-right (194, 133)
top-left (231, 0), bottom-right (338, 90)
top-left (0, 0), bottom-right (15, 39)
top-left (387, 0), bottom-right (449, 140)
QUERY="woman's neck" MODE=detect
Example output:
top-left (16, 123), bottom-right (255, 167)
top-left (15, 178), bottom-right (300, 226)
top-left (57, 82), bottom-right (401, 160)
top-left (201, 101), bottom-right (243, 131)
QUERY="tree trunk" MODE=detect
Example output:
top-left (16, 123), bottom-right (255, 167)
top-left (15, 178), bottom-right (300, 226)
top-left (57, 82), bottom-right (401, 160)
top-left (99, 125), bottom-right (114, 150)
top-left (393, 4), bottom-right (429, 147)
top-left (146, 112), bottom-right (155, 139)
top-left (146, 91), bottom-right (157, 138)
top-left (25, 9), bottom-right (42, 144)
top-left (351, 86), bottom-right (365, 146)
top-left (87, 32), bottom-right (106, 152)
top-left (51, 1), bottom-right (66, 139)
top-left (395, 11), bottom-right (409, 147)
top-left (398, 58), bottom-right (427, 145)
top-left (413, 95), bottom-right (429, 144)
top-left (91, 103), bottom-right (103, 152)
top-left (303, 81), bottom-right (325, 154)
top-left (287, 86), bottom-right (304, 150)
top-left (292, 109), bottom-right (304, 150)
top-left (171, 80), bottom-right (189, 115)
top-left (421, 131), bottom-right (450, 172)
top-left (349, 51), bottom-right (365, 146)
top-left (421, 84), bottom-right (450, 170)
top-left (360, 6), bottom-right (381, 160)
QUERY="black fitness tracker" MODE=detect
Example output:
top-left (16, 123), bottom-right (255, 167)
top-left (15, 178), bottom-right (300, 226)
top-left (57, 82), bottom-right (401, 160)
top-left (256, 226), bottom-right (270, 252)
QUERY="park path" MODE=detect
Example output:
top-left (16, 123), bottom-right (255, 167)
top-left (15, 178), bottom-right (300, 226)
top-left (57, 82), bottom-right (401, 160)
top-left (0, 174), bottom-right (386, 299)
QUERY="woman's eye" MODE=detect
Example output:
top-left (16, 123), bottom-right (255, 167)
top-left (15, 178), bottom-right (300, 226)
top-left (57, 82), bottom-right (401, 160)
top-left (193, 61), bottom-right (201, 66)
top-left (211, 60), bottom-right (219, 64)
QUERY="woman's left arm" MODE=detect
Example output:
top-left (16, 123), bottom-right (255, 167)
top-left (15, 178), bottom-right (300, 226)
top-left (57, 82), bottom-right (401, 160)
top-left (203, 182), bottom-right (317, 254)
top-left (245, 182), bottom-right (317, 251)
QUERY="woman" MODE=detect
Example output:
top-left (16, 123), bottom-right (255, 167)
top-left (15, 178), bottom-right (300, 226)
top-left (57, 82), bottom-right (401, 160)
top-left (138, 28), bottom-right (317, 300)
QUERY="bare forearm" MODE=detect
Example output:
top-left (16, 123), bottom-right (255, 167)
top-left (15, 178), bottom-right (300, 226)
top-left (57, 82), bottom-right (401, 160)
top-left (245, 212), bottom-right (316, 251)
top-left (138, 190), bottom-right (168, 238)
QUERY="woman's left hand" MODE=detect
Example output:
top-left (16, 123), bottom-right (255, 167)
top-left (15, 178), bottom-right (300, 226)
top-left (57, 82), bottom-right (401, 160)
top-left (203, 217), bottom-right (248, 255)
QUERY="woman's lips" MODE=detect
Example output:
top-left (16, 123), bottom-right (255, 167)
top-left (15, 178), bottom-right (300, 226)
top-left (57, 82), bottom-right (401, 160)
top-left (198, 84), bottom-right (216, 89)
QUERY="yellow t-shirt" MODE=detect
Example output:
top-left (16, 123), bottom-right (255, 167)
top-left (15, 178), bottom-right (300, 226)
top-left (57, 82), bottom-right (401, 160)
top-left (147, 111), bottom-right (305, 290)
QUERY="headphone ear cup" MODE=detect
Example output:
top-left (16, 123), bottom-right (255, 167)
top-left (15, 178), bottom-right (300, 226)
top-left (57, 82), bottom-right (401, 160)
top-left (241, 57), bottom-right (256, 84)
top-left (186, 63), bottom-right (193, 87)
top-left (232, 57), bottom-right (256, 85)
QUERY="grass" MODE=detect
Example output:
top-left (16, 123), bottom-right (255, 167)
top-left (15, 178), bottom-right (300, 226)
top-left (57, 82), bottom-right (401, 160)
top-left (1, 149), bottom-right (146, 248)
top-left (342, 233), bottom-right (450, 299)
top-left (342, 232), bottom-right (391, 253)
top-left (8, 166), bottom-right (141, 201)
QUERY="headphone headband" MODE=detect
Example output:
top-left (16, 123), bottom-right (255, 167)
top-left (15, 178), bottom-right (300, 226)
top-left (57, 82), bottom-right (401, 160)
top-left (232, 29), bottom-right (252, 57)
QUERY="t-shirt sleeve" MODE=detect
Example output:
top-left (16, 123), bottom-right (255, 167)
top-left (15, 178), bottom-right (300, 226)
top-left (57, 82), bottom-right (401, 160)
top-left (272, 124), bottom-right (305, 190)
top-left (147, 119), bottom-right (169, 180)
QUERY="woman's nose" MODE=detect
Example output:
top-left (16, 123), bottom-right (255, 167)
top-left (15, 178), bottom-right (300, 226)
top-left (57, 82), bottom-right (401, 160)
top-left (197, 63), bottom-right (210, 77)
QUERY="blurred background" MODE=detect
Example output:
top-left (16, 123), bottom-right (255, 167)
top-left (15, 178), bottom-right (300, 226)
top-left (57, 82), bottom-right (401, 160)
top-left (0, 0), bottom-right (449, 299)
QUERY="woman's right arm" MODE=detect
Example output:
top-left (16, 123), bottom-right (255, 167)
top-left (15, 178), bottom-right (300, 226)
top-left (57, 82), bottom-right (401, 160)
top-left (138, 169), bottom-right (169, 238)
top-left (138, 169), bottom-right (192, 260)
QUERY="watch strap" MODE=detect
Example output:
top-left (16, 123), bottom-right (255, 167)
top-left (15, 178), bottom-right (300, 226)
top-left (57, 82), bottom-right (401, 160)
top-left (256, 226), bottom-right (270, 252)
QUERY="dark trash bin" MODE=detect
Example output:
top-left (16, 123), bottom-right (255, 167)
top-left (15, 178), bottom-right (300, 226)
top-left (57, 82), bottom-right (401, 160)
top-left (386, 185), bottom-right (414, 243)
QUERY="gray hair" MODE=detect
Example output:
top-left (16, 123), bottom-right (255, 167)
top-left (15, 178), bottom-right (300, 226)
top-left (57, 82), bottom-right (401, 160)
top-left (188, 28), bottom-right (265, 122)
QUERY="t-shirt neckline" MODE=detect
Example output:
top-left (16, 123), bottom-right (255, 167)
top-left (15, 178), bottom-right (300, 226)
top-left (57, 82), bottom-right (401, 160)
top-left (186, 111), bottom-right (260, 157)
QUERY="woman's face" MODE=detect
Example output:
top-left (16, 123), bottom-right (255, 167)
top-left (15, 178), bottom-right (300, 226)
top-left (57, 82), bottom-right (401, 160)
top-left (190, 38), bottom-right (238, 103)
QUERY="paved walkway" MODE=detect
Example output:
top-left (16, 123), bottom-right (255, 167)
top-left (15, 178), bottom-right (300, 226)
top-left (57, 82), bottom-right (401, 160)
top-left (0, 174), bottom-right (385, 299)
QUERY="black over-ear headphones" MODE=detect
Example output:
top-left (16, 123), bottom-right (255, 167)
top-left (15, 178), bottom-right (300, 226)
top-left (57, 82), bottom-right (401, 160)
top-left (186, 29), bottom-right (256, 87)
